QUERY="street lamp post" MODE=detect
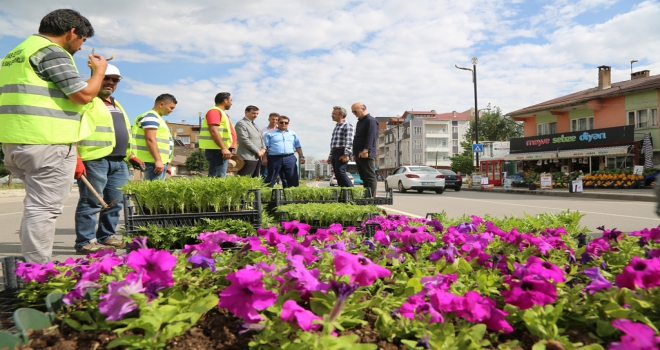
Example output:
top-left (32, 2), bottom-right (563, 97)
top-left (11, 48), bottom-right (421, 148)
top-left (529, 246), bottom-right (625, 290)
top-left (455, 57), bottom-right (479, 171)
top-left (198, 112), bottom-right (203, 174)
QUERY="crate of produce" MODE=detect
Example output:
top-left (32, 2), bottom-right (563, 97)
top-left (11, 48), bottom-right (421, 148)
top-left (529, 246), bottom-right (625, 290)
top-left (123, 189), bottom-right (262, 236)
top-left (341, 188), bottom-right (393, 205)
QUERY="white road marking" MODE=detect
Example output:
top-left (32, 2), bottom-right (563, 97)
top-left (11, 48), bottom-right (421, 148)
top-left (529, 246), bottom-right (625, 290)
top-left (434, 196), bottom-right (660, 221)
top-left (378, 206), bottom-right (423, 218)
top-left (0, 205), bottom-right (78, 217)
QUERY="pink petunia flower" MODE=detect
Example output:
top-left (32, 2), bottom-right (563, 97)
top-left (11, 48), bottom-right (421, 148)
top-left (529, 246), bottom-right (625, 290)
top-left (199, 230), bottom-right (243, 245)
top-left (242, 236), bottom-right (269, 256)
top-left (282, 220), bottom-right (312, 236)
top-left (525, 256), bottom-right (566, 283)
top-left (15, 261), bottom-right (60, 283)
top-left (218, 268), bottom-right (278, 323)
top-left (98, 273), bottom-right (146, 321)
top-left (502, 276), bottom-right (557, 310)
top-left (609, 318), bottom-right (660, 350)
top-left (182, 241), bottom-right (223, 258)
top-left (333, 250), bottom-right (391, 286)
top-left (281, 300), bottom-right (322, 331)
top-left (615, 256), bottom-right (660, 290)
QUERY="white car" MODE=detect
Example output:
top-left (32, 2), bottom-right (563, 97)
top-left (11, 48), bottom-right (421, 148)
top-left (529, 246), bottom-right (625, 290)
top-left (385, 166), bottom-right (445, 194)
top-left (0, 175), bottom-right (22, 184)
top-left (329, 173), bottom-right (354, 186)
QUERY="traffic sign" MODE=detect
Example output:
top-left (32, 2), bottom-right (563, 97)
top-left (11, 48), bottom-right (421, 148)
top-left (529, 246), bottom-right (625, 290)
top-left (472, 143), bottom-right (484, 153)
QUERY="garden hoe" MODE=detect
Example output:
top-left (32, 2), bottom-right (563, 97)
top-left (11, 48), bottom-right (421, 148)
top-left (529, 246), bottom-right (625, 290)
top-left (79, 174), bottom-right (118, 214)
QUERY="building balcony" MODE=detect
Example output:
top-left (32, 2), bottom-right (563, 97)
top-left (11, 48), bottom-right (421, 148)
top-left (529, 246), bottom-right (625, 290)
top-left (425, 146), bottom-right (450, 152)
top-left (424, 160), bottom-right (450, 167)
top-left (425, 132), bottom-right (450, 138)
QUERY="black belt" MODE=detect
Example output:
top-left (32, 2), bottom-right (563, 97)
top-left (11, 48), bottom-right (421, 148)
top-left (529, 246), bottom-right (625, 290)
top-left (103, 156), bottom-right (125, 161)
top-left (269, 153), bottom-right (294, 157)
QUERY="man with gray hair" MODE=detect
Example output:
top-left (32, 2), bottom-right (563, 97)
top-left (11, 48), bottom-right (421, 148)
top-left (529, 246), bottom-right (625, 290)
top-left (327, 106), bottom-right (354, 187)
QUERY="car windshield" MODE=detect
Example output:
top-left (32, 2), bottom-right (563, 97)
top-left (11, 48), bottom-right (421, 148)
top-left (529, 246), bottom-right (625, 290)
top-left (438, 169), bottom-right (457, 176)
top-left (408, 167), bottom-right (437, 172)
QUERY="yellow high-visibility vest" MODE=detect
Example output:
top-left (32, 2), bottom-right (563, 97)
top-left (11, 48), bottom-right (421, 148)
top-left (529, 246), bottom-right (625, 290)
top-left (0, 35), bottom-right (94, 144)
top-left (199, 106), bottom-right (233, 149)
top-left (131, 110), bottom-right (173, 163)
top-left (78, 98), bottom-right (133, 161)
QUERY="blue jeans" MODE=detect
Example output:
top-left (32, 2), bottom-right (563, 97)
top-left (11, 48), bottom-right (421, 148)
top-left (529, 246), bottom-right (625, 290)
top-left (144, 162), bottom-right (168, 180)
top-left (266, 154), bottom-right (298, 188)
top-left (205, 149), bottom-right (228, 178)
top-left (331, 150), bottom-right (353, 187)
top-left (74, 158), bottom-right (129, 250)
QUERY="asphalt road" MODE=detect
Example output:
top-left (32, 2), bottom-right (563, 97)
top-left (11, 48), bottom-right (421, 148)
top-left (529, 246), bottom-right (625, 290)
top-left (316, 180), bottom-right (660, 234)
top-left (1, 182), bottom-right (658, 262)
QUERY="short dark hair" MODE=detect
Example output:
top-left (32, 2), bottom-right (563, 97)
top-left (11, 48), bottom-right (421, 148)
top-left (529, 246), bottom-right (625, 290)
top-left (38, 9), bottom-right (94, 38)
top-left (269, 112), bottom-right (280, 118)
top-left (155, 93), bottom-right (177, 104)
top-left (279, 116), bottom-right (290, 122)
top-left (215, 92), bottom-right (231, 105)
top-left (245, 105), bottom-right (259, 112)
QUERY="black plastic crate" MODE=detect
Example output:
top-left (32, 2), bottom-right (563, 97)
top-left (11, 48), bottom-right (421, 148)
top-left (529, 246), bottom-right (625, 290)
top-left (0, 257), bottom-right (25, 333)
top-left (123, 189), bottom-right (262, 236)
top-left (0, 256), bottom-right (25, 293)
top-left (277, 212), bottom-right (380, 234)
top-left (341, 188), bottom-right (394, 205)
top-left (264, 189), bottom-right (340, 213)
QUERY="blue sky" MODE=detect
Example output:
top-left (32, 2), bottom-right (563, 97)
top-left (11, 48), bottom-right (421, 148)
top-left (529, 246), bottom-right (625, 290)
top-left (1, 0), bottom-right (659, 159)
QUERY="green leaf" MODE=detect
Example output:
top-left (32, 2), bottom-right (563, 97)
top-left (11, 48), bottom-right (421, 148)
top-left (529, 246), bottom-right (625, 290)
top-left (108, 334), bottom-right (144, 348)
top-left (405, 278), bottom-right (423, 296)
top-left (63, 318), bottom-right (82, 331)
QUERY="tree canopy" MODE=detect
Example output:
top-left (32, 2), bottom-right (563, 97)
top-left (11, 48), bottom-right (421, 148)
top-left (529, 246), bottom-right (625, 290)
top-left (449, 140), bottom-right (475, 175)
top-left (465, 104), bottom-right (523, 142)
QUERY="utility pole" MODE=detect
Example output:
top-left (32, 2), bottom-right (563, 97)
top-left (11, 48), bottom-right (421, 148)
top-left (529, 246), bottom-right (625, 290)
top-left (455, 57), bottom-right (479, 172)
top-left (198, 112), bottom-right (203, 174)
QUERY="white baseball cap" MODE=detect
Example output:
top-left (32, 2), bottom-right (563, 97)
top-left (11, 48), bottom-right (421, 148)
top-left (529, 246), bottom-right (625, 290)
top-left (105, 64), bottom-right (121, 78)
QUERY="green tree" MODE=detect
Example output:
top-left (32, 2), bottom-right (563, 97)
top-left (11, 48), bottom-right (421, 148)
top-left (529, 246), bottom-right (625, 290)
top-left (185, 149), bottom-right (208, 173)
top-left (449, 140), bottom-right (475, 175)
top-left (465, 104), bottom-right (523, 142)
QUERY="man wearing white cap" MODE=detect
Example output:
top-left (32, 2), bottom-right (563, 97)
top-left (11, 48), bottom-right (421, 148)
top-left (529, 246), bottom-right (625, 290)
top-left (74, 64), bottom-right (145, 254)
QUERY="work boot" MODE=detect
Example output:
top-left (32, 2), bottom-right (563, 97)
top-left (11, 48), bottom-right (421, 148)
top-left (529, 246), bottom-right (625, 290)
top-left (76, 242), bottom-right (115, 255)
top-left (100, 236), bottom-right (126, 248)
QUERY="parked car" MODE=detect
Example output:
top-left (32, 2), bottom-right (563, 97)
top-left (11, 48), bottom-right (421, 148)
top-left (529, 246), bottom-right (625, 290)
top-left (329, 173), bottom-right (354, 186)
top-left (0, 175), bottom-right (22, 184)
top-left (437, 169), bottom-right (462, 191)
top-left (385, 166), bottom-right (445, 194)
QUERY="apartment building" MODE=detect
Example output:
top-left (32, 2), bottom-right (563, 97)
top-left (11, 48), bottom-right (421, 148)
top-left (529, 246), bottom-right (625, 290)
top-left (506, 66), bottom-right (660, 173)
top-left (166, 121), bottom-right (200, 146)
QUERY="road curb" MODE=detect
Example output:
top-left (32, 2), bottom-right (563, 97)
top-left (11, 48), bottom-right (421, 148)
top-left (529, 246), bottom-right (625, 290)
top-left (461, 186), bottom-right (656, 202)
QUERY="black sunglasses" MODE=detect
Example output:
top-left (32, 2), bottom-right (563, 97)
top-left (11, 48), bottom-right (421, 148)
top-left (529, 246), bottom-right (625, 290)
top-left (103, 77), bottom-right (121, 83)
top-left (279, 121), bottom-right (289, 125)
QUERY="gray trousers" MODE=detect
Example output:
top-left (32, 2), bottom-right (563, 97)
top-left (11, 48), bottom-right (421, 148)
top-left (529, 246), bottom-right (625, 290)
top-left (2, 144), bottom-right (76, 263)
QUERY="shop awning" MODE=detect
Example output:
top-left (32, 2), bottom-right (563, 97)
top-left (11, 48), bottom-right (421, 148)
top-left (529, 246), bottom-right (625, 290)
top-left (503, 150), bottom-right (558, 161)
top-left (556, 146), bottom-right (631, 159)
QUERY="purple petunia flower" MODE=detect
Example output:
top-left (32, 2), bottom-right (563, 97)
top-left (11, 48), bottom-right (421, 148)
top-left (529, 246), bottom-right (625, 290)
top-left (98, 273), bottom-right (146, 321)
top-left (282, 220), bottom-right (312, 236)
top-left (609, 318), bottom-right (660, 350)
top-left (502, 276), bottom-right (557, 310)
top-left (525, 256), bottom-right (566, 283)
top-left (333, 250), bottom-right (391, 286)
top-left (218, 268), bottom-right (278, 323)
top-left (15, 261), bottom-right (60, 283)
top-left (399, 295), bottom-right (444, 324)
top-left (62, 280), bottom-right (102, 305)
top-left (286, 241), bottom-right (318, 265)
top-left (128, 236), bottom-right (148, 250)
top-left (281, 300), bottom-right (322, 331)
top-left (429, 244), bottom-right (458, 263)
top-left (286, 256), bottom-right (329, 299)
top-left (583, 267), bottom-right (612, 294)
top-left (187, 254), bottom-right (216, 271)
top-left (615, 256), bottom-right (660, 290)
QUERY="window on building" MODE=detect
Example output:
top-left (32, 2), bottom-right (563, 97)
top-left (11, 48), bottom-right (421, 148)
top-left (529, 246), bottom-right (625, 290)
top-left (606, 155), bottom-right (632, 169)
top-left (413, 126), bottom-right (422, 135)
top-left (425, 152), bottom-right (448, 162)
top-left (452, 121), bottom-right (458, 126)
top-left (176, 136), bottom-right (190, 144)
top-left (176, 128), bottom-right (184, 133)
top-left (426, 138), bottom-right (448, 147)
top-left (569, 117), bottom-right (594, 132)
top-left (440, 126), bottom-right (448, 133)
top-left (414, 153), bottom-right (422, 164)
top-left (452, 126), bottom-right (458, 134)
top-left (628, 108), bottom-right (658, 129)
top-left (413, 139), bottom-right (422, 149)
top-left (537, 122), bottom-right (558, 135)
top-left (452, 140), bottom-right (458, 147)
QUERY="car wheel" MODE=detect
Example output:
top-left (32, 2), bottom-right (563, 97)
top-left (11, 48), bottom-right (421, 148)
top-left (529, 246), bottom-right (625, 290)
top-left (435, 188), bottom-right (444, 194)
top-left (454, 186), bottom-right (461, 192)
top-left (385, 181), bottom-right (390, 192)
top-left (398, 181), bottom-right (407, 193)
top-left (417, 189), bottom-right (423, 193)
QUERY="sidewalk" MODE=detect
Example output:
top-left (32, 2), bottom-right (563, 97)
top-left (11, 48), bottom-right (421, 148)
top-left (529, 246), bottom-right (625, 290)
top-left (462, 185), bottom-right (656, 202)
top-left (0, 186), bottom-right (78, 199)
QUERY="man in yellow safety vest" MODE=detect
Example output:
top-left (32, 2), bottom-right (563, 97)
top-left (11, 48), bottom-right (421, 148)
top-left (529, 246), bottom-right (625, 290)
top-left (0, 9), bottom-right (108, 263)
top-left (74, 64), bottom-right (146, 254)
top-left (199, 92), bottom-right (236, 177)
top-left (131, 94), bottom-right (177, 180)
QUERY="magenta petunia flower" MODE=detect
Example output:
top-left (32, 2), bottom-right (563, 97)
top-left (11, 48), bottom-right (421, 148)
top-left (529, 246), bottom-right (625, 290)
top-left (198, 230), bottom-right (242, 245)
top-left (281, 300), bottom-right (322, 331)
top-left (286, 256), bottom-right (329, 299)
top-left (333, 250), bottom-right (391, 286)
top-left (428, 290), bottom-right (465, 313)
top-left (583, 267), bottom-right (613, 294)
top-left (98, 273), bottom-right (146, 321)
top-left (126, 248), bottom-right (177, 294)
top-left (240, 236), bottom-right (269, 256)
top-left (182, 241), bottom-right (223, 258)
top-left (585, 237), bottom-right (610, 257)
top-left (615, 256), bottom-right (660, 290)
top-left (15, 261), bottom-right (60, 283)
top-left (609, 318), bottom-right (660, 350)
top-left (460, 233), bottom-right (493, 253)
top-left (286, 241), bottom-right (318, 265)
top-left (525, 256), bottom-right (566, 283)
top-left (218, 268), bottom-right (278, 323)
top-left (420, 273), bottom-right (457, 294)
top-left (502, 276), bottom-right (557, 310)
top-left (62, 280), bottom-right (102, 305)
top-left (282, 220), bottom-right (312, 236)
top-left (128, 236), bottom-right (148, 250)
top-left (399, 299), bottom-right (444, 324)
top-left (373, 230), bottom-right (391, 246)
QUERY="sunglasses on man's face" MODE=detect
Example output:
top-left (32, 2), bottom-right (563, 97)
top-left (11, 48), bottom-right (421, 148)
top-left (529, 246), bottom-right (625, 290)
top-left (103, 77), bottom-right (121, 83)
top-left (279, 122), bottom-right (289, 125)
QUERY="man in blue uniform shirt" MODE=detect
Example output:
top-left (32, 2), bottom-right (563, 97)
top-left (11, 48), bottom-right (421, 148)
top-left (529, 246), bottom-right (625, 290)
top-left (263, 116), bottom-right (305, 188)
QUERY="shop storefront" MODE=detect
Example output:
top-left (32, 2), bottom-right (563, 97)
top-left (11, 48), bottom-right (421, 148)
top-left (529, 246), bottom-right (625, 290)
top-left (504, 126), bottom-right (637, 174)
